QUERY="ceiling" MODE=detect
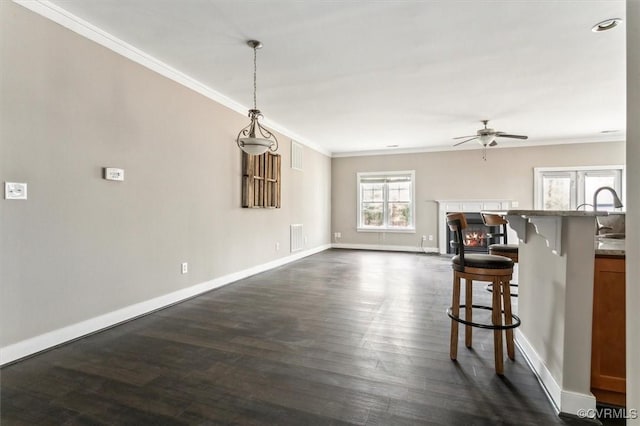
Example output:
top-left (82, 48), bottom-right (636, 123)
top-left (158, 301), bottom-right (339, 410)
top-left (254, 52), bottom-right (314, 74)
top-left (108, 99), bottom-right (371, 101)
top-left (45, 0), bottom-right (626, 156)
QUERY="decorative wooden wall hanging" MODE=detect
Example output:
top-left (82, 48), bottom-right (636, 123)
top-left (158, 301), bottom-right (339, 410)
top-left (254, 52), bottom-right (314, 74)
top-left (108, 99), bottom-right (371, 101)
top-left (242, 152), bottom-right (281, 208)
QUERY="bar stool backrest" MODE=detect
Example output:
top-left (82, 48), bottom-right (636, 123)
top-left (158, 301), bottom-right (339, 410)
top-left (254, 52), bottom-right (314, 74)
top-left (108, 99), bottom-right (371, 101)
top-left (446, 212), bottom-right (467, 263)
top-left (481, 213), bottom-right (509, 244)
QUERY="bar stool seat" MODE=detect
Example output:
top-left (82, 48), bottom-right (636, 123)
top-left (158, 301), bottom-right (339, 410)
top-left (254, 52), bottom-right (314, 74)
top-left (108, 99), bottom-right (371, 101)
top-left (488, 244), bottom-right (518, 254)
top-left (446, 212), bottom-right (521, 375)
top-left (452, 253), bottom-right (514, 270)
top-left (488, 244), bottom-right (519, 261)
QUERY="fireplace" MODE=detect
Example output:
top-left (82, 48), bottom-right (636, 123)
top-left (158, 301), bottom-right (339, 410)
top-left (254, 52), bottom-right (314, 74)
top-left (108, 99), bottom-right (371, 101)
top-left (446, 212), bottom-right (499, 254)
top-left (436, 199), bottom-right (514, 254)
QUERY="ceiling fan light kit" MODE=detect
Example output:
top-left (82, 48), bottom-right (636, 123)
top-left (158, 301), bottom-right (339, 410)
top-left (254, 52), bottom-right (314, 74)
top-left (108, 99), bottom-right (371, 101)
top-left (452, 119), bottom-right (528, 161)
top-left (236, 40), bottom-right (278, 156)
top-left (478, 132), bottom-right (496, 147)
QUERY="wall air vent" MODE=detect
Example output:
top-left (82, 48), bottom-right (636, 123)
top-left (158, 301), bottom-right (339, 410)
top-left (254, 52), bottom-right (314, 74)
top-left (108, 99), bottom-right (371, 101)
top-left (290, 224), bottom-right (304, 252)
top-left (291, 141), bottom-right (303, 171)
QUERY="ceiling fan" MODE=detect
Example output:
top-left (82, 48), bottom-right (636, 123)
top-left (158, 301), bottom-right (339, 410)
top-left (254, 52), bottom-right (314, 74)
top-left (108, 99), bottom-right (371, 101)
top-left (453, 120), bottom-right (528, 160)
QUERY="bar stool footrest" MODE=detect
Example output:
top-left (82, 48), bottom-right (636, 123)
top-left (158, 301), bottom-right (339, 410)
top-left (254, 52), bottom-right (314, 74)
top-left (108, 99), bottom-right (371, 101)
top-left (446, 304), bottom-right (521, 330)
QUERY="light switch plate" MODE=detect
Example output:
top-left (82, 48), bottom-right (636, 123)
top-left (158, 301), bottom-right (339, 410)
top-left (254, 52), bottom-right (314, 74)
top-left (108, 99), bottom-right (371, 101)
top-left (104, 168), bottom-right (124, 181)
top-left (5, 182), bottom-right (27, 200)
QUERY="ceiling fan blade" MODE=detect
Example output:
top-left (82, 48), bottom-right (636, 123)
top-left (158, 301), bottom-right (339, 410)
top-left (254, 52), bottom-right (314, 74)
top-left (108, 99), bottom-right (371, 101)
top-left (489, 141), bottom-right (498, 147)
top-left (453, 137), bottom-right (478, 147)
top-left (496, 133), bottom-right (528, 140)
top-left (453, 135), bottom-right (476, 140)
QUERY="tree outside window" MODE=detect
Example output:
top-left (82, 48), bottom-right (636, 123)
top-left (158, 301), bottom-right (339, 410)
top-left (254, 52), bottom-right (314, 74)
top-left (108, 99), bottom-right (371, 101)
top-left (534, 166), bottom-right (624, 211)
top-left (357, 171), bottom-right (415, 231)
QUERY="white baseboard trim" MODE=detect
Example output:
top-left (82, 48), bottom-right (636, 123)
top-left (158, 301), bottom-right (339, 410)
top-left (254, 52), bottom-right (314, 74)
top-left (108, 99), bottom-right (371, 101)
top-left (515, 330), bottom-right (596, 417)
top-left (560, 390), bottom-right (597, 419)
top-left (0, 244), bottom-right (331, 366)
top-left (515, 330), bottom-right (562, 413)
top-left (331, 243), bottom-right (440, 254)
top-left (12, 0), bottom-right (330, 157)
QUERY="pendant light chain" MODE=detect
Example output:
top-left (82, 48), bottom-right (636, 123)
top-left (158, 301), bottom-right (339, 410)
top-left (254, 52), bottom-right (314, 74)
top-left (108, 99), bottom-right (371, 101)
top-left (253, 45), bottom-right (257, 110)
top-left (236, 39), bottom-right (278, 155)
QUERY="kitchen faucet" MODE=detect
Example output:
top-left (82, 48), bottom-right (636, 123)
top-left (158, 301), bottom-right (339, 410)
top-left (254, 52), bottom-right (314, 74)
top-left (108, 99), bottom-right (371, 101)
top-left (575, 203), bottom-right (593, 211)
top-left (592, 186), bottom-right (623, 211)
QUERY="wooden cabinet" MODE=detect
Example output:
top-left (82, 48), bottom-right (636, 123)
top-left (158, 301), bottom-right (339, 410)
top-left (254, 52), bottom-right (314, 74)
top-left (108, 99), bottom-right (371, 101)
top-left (591, 255), bottom-right (626, 406)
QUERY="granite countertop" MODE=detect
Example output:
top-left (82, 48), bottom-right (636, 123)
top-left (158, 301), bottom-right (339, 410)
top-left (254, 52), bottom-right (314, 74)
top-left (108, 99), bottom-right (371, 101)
top-left (481, 209), bottom-right (625, 257)
top-left (503, 210), bottom-right (608, 217)
top-left (482, 209), bottom-right (609, 217)
top-left (595, 237), bottom-right (626, 257)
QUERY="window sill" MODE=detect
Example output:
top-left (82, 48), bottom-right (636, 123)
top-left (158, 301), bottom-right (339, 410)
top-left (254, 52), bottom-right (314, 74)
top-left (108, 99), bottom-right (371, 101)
top-left (357, 227), bottom-right (416, 234)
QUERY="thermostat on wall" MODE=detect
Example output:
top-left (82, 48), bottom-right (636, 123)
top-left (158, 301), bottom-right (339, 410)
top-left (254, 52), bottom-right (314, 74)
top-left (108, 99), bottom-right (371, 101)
top-left (103, 167), bottom-right (124, 181)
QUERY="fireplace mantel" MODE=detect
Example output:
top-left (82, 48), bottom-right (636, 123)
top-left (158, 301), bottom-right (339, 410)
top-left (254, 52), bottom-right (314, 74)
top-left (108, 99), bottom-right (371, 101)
top-left (436, 199), bottom-right (514, 254)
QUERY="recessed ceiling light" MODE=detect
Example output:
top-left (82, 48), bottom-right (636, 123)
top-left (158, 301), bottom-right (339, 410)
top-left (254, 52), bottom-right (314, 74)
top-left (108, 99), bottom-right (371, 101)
top-left (592, 18), bottom-right (622, 32)
top-left (601, 130), bottom-right (620, 133)
top-left (386, 144), bottom-right (399, 148)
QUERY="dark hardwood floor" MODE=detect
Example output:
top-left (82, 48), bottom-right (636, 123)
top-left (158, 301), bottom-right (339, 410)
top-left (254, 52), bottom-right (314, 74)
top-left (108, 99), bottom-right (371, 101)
top-left (1, 249), bottom-right (598, 425)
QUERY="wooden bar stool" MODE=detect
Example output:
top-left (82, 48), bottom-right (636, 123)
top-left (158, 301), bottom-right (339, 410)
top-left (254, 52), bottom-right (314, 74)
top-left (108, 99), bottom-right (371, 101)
top-left (481, 213), bottom-right (519, 297)
top-left (446, 212), bottom-right (521, 375)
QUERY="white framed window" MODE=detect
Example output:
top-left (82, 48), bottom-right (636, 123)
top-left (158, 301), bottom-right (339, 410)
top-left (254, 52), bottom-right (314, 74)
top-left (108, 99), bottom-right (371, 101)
top-left (534, 166), bottom-right (625, 211)
top-left (357, 171), bottom-right (415, 232)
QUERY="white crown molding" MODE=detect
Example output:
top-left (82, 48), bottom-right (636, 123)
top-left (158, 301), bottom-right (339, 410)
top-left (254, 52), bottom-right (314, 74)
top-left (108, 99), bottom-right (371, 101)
top-left (332, 145), bottom-right (467, 158)
top-left (0, 244), bottom-right (331, 366)
top-left (331, 136), bottom-right (626, 158)
top-left (12, 0), bottom-right (331, 158)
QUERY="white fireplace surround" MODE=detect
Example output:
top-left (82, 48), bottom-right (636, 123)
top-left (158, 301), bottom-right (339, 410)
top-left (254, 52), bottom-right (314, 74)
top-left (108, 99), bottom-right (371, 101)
top-left (437, 199), bottom-right (516, 254)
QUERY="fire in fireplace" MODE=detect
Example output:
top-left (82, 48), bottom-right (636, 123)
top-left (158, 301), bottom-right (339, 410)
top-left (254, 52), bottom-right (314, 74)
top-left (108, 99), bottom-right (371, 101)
top-left (447, 212), bottom-right (499, 254)
top-left (465, 230), bottom-right (487, 247)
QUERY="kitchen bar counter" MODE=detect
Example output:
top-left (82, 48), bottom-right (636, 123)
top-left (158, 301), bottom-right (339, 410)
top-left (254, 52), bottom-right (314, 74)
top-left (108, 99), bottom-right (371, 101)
top-left (484, 210), bottom-right (607, 256)
top-left (482, 209), bottom-right (603, 417)
top-left (485, 209), bottom-right (625, 257)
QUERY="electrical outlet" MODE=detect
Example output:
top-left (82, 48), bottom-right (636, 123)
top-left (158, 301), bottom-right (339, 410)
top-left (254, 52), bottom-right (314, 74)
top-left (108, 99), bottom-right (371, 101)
top-left (181, 262), bottom-right (188, 274)
top-left (512, 201), bottom-right (519, 208)
top-left (428, 235), bottom-right (434, 241)
top-left (334, 232), bottom-right (341, 239)
top-left (421, 235), bottom-right (427, 241)
top-left (5, 182), bottom-right (27, 200)
top-left (275, 242), bottom-right (280, 251)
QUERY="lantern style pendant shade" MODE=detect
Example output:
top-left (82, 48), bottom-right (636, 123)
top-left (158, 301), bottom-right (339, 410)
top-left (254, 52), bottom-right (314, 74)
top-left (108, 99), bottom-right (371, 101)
top-left (236, 40), bottom-right (278, 155)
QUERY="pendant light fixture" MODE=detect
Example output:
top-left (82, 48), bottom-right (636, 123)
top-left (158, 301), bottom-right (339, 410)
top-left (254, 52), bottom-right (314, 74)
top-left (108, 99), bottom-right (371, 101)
top-left (236, 40), bottom-right (278, 155)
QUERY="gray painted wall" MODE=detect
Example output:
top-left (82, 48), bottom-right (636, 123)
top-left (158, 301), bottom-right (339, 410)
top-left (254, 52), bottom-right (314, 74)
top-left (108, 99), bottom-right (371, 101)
top-left (331, 142), bottom-right (625, 250)
top-left (0, 1), bottom-right (331, 348)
